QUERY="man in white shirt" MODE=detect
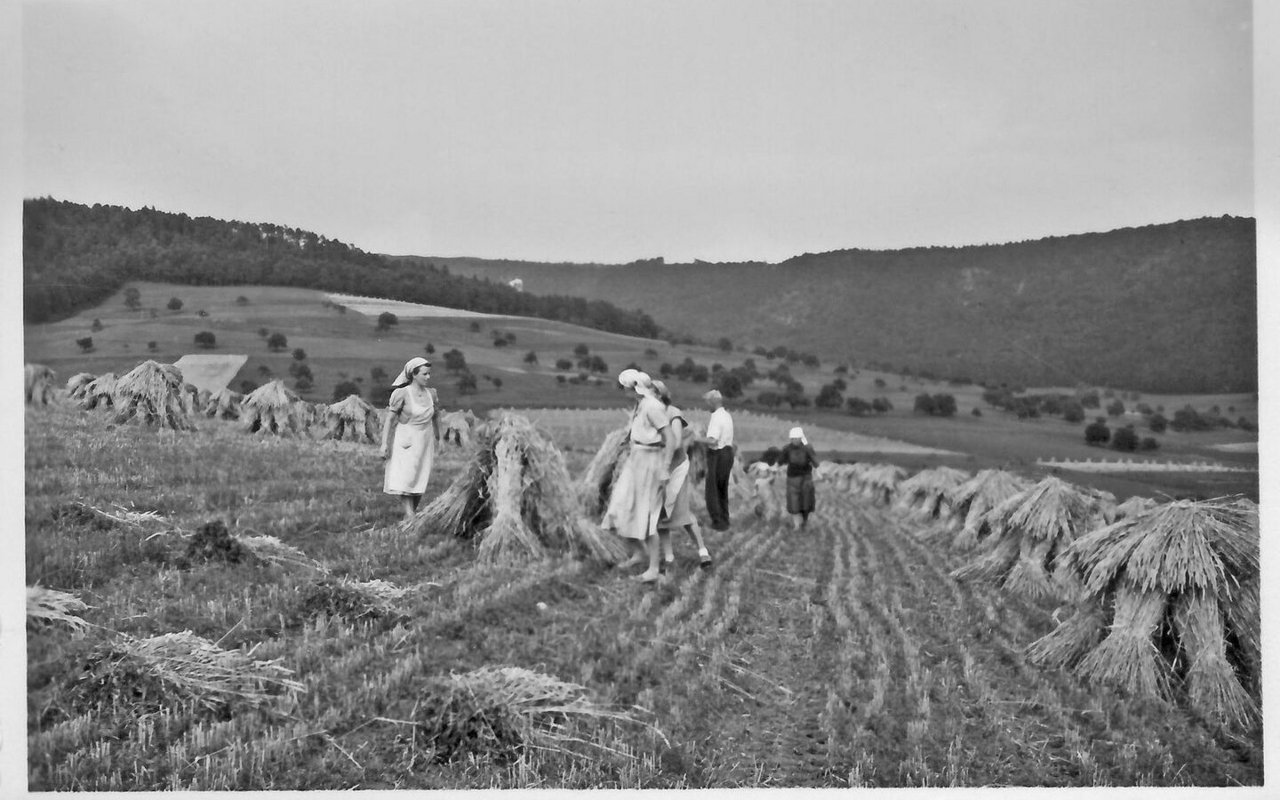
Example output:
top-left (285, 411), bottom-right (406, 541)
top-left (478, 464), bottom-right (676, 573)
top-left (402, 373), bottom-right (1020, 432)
top-left (701, 389), bottom-right (735, 532)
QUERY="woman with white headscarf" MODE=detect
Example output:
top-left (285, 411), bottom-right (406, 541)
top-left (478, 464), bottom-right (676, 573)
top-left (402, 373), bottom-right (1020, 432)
top-left (601, 368), bottom-right (674, 582)
top-left (381, 357), bottom-right (442, 520)
top-left (781, 426), bottom-right (820, 529)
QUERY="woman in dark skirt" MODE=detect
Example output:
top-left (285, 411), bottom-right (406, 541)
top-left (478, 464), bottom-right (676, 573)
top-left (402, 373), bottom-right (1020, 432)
top-left (781, 426), bottom-right (820, 529)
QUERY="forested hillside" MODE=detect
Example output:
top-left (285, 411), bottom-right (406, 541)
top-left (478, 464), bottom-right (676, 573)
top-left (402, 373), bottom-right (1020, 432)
top-left (405, 217), bottom-right (1256, 393)
top-left (22, 199), bottom-right (660, 339)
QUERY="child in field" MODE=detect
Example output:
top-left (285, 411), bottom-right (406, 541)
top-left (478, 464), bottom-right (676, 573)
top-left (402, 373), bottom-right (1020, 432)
top-left (651, 380), bottom-right (713, 571)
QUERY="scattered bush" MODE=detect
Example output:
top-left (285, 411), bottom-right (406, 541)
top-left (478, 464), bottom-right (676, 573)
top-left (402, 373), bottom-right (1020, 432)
top-left (267, 332), bottom-right (288, 351)
top-left (76, 336), bottom-right (94, 353)
top-left (292, 348), bottom-right (307, 361)
top-left (1111, 425), bottom-right (1139, 451)
top-left (1084, 417), bottom-right (1111, 446)
top-left (91, 318), bottom-right (103, 332)
top-left (193, 331), bottom-right (216, 349)
top-left (167, 297), bottom-right (184, 312)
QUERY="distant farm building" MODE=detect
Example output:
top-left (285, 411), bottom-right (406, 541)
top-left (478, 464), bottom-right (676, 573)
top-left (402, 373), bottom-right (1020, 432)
top-left (509, 278), bottom-right (523, 292)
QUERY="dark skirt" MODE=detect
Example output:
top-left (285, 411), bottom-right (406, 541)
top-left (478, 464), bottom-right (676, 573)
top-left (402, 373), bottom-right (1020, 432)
top-left (786, 473), bottom-right (816, 514)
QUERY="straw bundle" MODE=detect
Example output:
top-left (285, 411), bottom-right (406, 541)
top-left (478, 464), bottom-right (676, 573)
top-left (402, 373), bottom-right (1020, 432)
top-left (413, 414), bottom-right (627, 565)
top-left (65, 372), bottom-right (96, 403)
top-left (27, 585), bottom-right (90, 634)
top-left (945, 469), bottom-right (1030, 549)
top-left (111, 361), bottom-right (197, 430)
top-left (73, 630), bottom-right (304, 717)
top-left (440, 409), bottom-right (479, 447)
top-left (1028, 497), bottom-right (1260, 729)
top-left (577, 426), bottom-right (630, 517)
top-left (299, 577), bottom-right (407, 621)
top-left (895, 466), bottom-right (971, 520)
top-left (1114, 495), bottom-right (1156, 520)
top-left (413, 664), bottom-right (652, 764)
top-left (79, 372), bottom-right (118, 411)
top-left (951, 476), bottom-right (1100, 600)
top-left (241, 380), bottom-right (307, 436)
top-left (26, 363), bottom-right (57, 406)
top-left (855, 463), bottom-right (906, 505)
top-left (202, 387), bottom-right (243, 420)
top-left (323, 394), bottom-right (382, 443)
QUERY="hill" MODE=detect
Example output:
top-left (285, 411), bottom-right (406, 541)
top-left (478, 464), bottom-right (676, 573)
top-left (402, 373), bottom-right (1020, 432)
top-left (398, 217), bottom-right (1257, 394)
top-left (22, 198), bottom-right (659, 339)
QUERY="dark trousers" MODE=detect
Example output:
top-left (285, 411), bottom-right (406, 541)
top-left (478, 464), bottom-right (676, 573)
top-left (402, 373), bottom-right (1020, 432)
top-left (705, 446), bottom-right (734, 531)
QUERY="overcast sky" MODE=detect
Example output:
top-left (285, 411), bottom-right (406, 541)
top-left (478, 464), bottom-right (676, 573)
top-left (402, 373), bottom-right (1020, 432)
top-left (22, 0), bottom-right (1253, 263)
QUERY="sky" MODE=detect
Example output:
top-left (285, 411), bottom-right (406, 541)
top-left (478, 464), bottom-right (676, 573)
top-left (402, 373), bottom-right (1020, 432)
top-left (19, 0), bottom-right (1255, 264)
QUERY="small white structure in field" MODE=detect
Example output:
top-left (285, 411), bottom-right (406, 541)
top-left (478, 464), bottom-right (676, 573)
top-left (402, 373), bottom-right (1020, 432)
top-left (508, 278), bottom-right (523, 292)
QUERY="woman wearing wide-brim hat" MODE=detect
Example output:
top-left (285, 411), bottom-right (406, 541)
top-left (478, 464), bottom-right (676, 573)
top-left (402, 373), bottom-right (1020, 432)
top-left (601, 369), bottom-right (674, 582)
top-left (381, 356), bottom-right (442, 521)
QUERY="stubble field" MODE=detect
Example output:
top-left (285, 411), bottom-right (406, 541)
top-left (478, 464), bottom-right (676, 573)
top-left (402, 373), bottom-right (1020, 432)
top-left (24, 402), bottom-right (1262, 790)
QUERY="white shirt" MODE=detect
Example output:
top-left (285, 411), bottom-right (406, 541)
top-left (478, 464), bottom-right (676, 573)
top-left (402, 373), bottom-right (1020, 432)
top-left (705, 407), bottom-right (734, 449)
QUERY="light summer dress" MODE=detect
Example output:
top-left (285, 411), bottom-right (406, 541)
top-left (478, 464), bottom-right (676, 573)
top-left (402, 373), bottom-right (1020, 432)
top-left (383, 385), bottom-right (438, 496)
top-left (601, 395), bottom-right (669, 541)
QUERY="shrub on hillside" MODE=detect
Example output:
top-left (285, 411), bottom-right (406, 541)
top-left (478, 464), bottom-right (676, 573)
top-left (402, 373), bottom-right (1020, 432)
top-left (1106, 399), bottom-right (1126, 417)
top-left (76, 336), bottom-right (94, 353)
top-left (1062, 400), bottom-right (1085, 423)
top-left (871, 397), bottom-right (893, 414)
top-left (1148, 413), bottom-right (1168, 433)
top-left (267, 332), bottom-right (288, 351)
top-left (555, 358), bottom-right (573, 371)
top-left (1084, 417), bottom-right (1110, 446)
top-left (333, 381), bottom-right (361, 401)
top-left (1111, 425), bottom-right (1139, 451)
top-left (815, 384), bottom-right (844, 409)
top-left (193, 331), bottom-right (216, 349)
top-left (846, 396), bottom-right (871, 416)
top-left (167, 297), bottom-right (183, 312)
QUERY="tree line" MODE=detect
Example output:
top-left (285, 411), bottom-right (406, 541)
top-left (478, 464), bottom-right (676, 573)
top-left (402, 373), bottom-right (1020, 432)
top-left (23, 198), bottom-right (662, 339)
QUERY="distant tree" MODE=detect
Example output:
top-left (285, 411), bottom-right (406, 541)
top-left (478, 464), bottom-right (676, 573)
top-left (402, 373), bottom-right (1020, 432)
top-left (587, 355), bottom-right (609, 374)
top-left (913, 394), bottom-right (937, 415)
top-left (235, 295), bottom-right (250, 305)
top-left (333, 380), bottom-right (361, 401)
top-left (457, 372), bottom-right (478, 394)
top-left (376, 311), bottom-right (399, 331)
top-left (193, 331), bottom-right (217, 349)
top-left (123, 287), bottom-right (141, 309)
top-left (1106, 399), bottom-right (1126, 417)
top-left (714, 371), bottom-right (744, 399)
top-left (846, 396), bottom-right (872, 416)
top-left (443, 348), bottom-right (468, 373)
top-left (258, 327), bottom-right (269, 338)
top-left (294, 375), bottom-right (314, 392)
top-left (469, 321), bottom-right (482, 333)
top-left (523, 350), bottom-right (538, 365)
top-left (289, 363), bottom-right (313, 382)
top-left (1062, 400), bottom-right (1085, 424)
top-left (1140, 436), bottom-right (1160, 451)
top-left (871, 397), bottom-right (893, 414)
top-left (573, 343), bottom-right (590, 357)
top-left (1238, 417), bottom-right (1256, 432)
top-left (1148, 413), bottom-right (1168, 433)
top-left (717, 336), bottom-right (733, 352)
top-left (831, 377), bottom-right (847, 391)
top-left (644, 348), bottom-right (659, 357)
top-left (834, 364), bottom-right (849, 375)
top-left (147, 340), bottom-right (158, 352)
top-left (1111, 425), bottom-right (1139, 451)
top-left (752, 346), bottom-right (769, 358)
top-left (1084, 417), bottom-right (1111, 446)
top-left (658, 362), bottom-right (674, 378)
top-left (76, 336), bottom-right (94, 352)
top-left (293, 348), bottom-right (307, 361)
top-left (267, 332), bottom-right (288, 351)
top-left (556, 374), bottom-right (567, 384)
top-left (756, 390), bottom-right (782, 408)
top-left (555, 358), bottom-right (573, 371)
top-left (971, 407), bottom-right (983, 417)
top-left (492, 377), bottom-right (503, 390)
top-left (932, 394), bottom-right (957, 417)
top-left (1078, 390), bottom-right (1101, 409)
top-left (492, 334), bottom-right (509, 347)
top-left (783, 383), bottom-right (808, 408)
top-left (424, 342), bottom-right (435, 355)
top-left (873, 377), bottom-right (886, 389)
top-left (91, 318), bottom-right (103, 332)
top-left (816, 383), bottom-right (844, 409)
top-left (167, 297), bottom-right (184, 312)
top-left (370, 366), bottom-right (387, 384)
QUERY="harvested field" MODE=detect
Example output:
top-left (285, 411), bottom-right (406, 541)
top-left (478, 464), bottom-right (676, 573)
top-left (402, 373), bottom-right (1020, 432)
top-left (324, 293), bottom-right (516, 319)
top-left (172, 354), bottom-right (250, 394)
top-left (24, 402), bottom-right (1261, 789)
top-left (501, 407), bottom-right (957, 456)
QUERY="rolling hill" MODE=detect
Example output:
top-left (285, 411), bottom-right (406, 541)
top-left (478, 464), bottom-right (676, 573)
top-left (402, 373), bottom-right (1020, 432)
top-left (398, 217), bottom-right (1257, 394)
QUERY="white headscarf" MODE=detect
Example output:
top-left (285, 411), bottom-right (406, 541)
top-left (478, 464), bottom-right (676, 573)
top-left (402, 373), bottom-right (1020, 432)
top-left (788, 426), bottom-right (808, 445)
top-left (392, 357), bottom-right (431, 388)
